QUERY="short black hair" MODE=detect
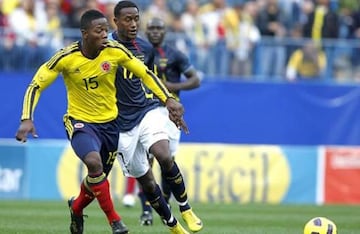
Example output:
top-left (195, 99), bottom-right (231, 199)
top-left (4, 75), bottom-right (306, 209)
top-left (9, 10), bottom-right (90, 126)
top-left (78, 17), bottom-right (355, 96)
top-left (80, 9), bottom-right (105, 30)
top-left (114, 1), bottom-right (139, 17)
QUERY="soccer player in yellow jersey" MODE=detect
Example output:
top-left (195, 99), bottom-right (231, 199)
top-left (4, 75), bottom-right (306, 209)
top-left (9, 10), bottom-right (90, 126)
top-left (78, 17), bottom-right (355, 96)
top-left (15, 9), bottom-right (187, 234)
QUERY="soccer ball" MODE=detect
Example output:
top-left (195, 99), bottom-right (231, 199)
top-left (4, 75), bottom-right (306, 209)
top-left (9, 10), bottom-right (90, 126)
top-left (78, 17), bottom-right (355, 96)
top-left (303, 217), bottom-right (337, 234)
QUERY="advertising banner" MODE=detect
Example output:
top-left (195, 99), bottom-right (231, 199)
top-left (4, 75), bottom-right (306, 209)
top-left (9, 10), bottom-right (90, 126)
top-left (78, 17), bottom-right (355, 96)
top-left (0, 143), bottom-right (26, 199)
top-left (0, 141), bottom-right (320, 204)
top-left (324, 147), bottom-right (360, 204)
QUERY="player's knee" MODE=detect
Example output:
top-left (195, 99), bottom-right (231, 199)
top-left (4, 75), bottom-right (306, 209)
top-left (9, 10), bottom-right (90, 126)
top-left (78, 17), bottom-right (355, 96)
top-left (140, 178), bottom-right (157, 193)
top-left (158, 156), bottom-right (174, 172)
top-left (83, 152), bottom-right (103, 174)
top-left (149, 140), bottom-right (171, 160)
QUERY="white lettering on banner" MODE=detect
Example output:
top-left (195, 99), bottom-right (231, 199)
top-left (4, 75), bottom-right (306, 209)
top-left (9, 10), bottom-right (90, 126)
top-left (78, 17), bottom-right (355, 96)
top-left (331, 154), bottom-right (360, 169)
top-left (0, 166), bottom-right (23, 192)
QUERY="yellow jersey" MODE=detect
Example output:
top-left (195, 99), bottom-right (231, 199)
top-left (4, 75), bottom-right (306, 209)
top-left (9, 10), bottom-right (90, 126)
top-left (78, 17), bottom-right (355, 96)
top-left (21, 40), bottom-right (172, 123)
top-left (287, 49), bottom-right (327, 78)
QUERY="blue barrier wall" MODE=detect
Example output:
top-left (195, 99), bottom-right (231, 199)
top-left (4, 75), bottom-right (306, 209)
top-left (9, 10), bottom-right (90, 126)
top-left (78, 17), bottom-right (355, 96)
top-left (1, 72), bottom-right (359, 145)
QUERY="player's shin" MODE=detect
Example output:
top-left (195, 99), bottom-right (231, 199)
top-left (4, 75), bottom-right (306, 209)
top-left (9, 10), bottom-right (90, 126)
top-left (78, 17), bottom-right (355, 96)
top-left (87, 174), bottom-right (121, 223)
top-left (161, 174), bottom-right (172, 204)
top-left (142, 184), bottom-right (177, 226)
top-left (162, 162), bottom-right (190, 212)
top-left (72, 179), bottom-right (95, 215)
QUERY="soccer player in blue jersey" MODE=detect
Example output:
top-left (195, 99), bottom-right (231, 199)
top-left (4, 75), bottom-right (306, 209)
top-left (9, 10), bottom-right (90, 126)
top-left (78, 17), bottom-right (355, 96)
top-left (110, 1), bottom-right (202, 233)
top-left (15, 9), bottom-right (185, 234)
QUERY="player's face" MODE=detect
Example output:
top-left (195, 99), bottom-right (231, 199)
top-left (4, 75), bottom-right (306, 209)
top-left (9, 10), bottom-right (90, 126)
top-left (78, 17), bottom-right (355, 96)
top-left (83, 18), bottom-right (109, 50)
top-left (114, 7), bottom-right (139, 40)
top-left (146, 20), bottom-right (165, 46)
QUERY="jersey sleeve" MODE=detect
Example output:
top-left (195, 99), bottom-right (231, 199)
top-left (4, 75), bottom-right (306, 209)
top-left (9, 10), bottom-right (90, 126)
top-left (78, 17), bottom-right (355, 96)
top-left (175, 49), bottom-right (192, 73)
top-left (21, 59), bottom-right (61, 120)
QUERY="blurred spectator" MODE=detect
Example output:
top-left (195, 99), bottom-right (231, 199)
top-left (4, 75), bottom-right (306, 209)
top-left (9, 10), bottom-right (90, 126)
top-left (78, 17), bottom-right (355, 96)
top-left (198, 0), bottom-right (231, 76)
top-left (286, 22), bottom-right (304, 63)
top-left (65, 0), bottom-right (100, 28)
top-left (298, 0), bottom-right (315, 25)
top-left (103, 1), bottom-right (117, 31)
top-left (256, 0), bottom-right (288, 79)
top-left (301, 0), bottom-right (339, 80)
top-left (0, 0), bottom-right (17, 71)
top-left (302, 0), bottom-right (339, 41)
top-left (286, 40), bottom-right (327, 81)
top-left (1, 0), bottom-right (19, 15)
top-left (45, 0), bottom-right (64, 51)
top-left (180, 0), bottom-right (207, 72)
top-left (8, 0), bottom-right (53, 70)
top-left (141, 0), bottom-right (173, 33)
top-left (231, 2), bottom-right (261, 77)
top-left (348, 6), bottom-right (360, 69)
top-left (166, 14), bottom-right (193, 58)
top-left (0, 0), bottom-right (359, 84)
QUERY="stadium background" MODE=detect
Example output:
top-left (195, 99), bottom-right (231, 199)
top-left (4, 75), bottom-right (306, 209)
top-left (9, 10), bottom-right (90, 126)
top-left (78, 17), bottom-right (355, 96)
top-left (0, 0), bottom-right (360, 207)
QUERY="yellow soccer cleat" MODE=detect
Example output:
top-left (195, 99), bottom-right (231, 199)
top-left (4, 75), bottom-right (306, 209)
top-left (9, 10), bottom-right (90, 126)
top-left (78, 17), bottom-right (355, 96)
top-left (181, 209), bottom-right (203, 232)
top-left (169, 222), bottom-right (190, 234)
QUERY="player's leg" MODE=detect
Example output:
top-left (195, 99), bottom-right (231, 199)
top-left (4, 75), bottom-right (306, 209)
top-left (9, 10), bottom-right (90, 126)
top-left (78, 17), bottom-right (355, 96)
top-left (137, 155), bottom-right (154, 225)
top-left (67, 119), bottom-right (127, 234)
top-left (137, 169), bottom-right (189, 233)
top-left (64, 120), bottom-right (97, 234)
top-left (118, 133), bottom-right (188, 233)
top-left (147, 107), bottom-right (203, 232)
top-left (117, 126), bottom-right (153, 225)
top-left (99, 120), bottom-right (129, 234)
top-left (161, 116), bottom-right (182, 204)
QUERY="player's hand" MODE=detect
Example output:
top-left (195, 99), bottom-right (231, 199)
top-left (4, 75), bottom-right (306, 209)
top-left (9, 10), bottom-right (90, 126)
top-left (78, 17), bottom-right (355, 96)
top-left (175, 117), bottom-right (189, 134)
top-left (15, 119), bottom-right (38, 143)
top-left (166, 98), bottom-right (189, 134)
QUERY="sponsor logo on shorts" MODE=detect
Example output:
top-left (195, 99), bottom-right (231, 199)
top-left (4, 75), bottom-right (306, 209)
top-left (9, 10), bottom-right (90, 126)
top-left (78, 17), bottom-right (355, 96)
top-left (74, 123), bottom-right (84, 129)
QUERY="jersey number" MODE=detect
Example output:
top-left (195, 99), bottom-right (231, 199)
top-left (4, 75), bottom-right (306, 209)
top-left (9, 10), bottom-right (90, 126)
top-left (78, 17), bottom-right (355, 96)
top-left (83, 76), bottom-right (99, 90)
top-left (123, 68), bottom-right (153, 99)
top-left (106, 151), bottom-right (118, 166)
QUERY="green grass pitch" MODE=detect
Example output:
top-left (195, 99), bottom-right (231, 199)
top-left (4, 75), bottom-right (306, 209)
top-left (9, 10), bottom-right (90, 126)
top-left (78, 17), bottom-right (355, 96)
top-left (0, 200), bottom-right (359, 233)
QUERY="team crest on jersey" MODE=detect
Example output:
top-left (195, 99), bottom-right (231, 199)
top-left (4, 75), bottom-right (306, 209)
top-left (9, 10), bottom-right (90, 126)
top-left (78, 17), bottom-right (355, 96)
top-left (74, 123), bottom-right (84, 129)
top-left (101, 61), bottom-right (111, 72)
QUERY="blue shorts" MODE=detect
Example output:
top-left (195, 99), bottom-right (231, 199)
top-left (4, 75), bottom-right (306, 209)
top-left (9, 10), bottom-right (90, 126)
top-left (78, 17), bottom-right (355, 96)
top-left (63, 115), bottom-right (120, 176)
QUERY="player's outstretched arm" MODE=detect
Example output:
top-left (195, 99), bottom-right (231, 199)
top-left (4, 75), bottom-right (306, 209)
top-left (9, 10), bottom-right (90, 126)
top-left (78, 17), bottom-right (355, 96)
top-left (15, 120), bottom-right (38, 143)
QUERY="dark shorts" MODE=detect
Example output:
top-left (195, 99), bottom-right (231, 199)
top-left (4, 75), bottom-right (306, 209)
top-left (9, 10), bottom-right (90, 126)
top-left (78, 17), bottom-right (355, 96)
top-left (63, 115), bottom-right (120, 176)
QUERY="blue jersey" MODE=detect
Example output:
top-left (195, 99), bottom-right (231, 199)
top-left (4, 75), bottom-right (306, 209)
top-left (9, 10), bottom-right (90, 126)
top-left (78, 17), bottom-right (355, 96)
top-left (152, 44), bottom-right (192, 100)
top-left (109, 32), bottom-right (161, 132)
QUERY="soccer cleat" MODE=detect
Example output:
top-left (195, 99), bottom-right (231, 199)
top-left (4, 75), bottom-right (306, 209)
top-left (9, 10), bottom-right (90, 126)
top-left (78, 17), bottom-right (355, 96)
top-left (122, 194), bottom-right (136, 207)
top-left (111, 220), bottom-right (129, 234)
top-left (140, 211), bottom-right (153, 226)
top-left (181, 209), bottom-right (203, 232)
top-left (68, 197), bottom-right (85, 234)
top-left (169, 222), bottom-right (190, 234)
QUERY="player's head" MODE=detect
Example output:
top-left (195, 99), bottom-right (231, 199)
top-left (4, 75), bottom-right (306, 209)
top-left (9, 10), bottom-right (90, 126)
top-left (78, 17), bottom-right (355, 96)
top-left (145, 17), bottom-right (166, 47)
top-left (80, 10), bottom-right (109, 51)
top-left (113, 1), bottom-right (139, 40)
